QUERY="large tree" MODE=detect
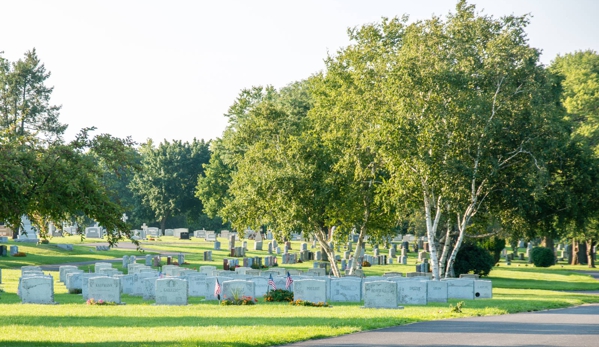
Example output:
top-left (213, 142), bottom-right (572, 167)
top-left (311, 1), bottom-right (565, 278)
top-left (0, 49), bottom-right (65, 140)
top-left (130, 139), bottom-right (210, 234)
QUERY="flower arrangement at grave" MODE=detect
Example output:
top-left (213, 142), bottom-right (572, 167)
top-left (263, 289), bottom-right (294, 302)
top-left (289, 300), bottom-right (330, 307)
top-left (86, 298), bottom-right (117, 306)
top-left (220, 288), bottom-right (258, 306)
top-left (12, 252), bottom-right (27, 257)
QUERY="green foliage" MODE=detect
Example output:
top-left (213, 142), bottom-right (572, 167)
top-left (130, 139), bottom-right (213, 233)
top-left (263, 289), bottom-right (294, 302)
top-left (479, 237), bottom-right (506, 264)
top-left (289, 300), bottom-right (330, 307)
top-left (531, 247), bottom-right (555, 267)
top-left (450, 301), bottom-right (465, 313)
top-left (454, 243), bottom-right (494, 277)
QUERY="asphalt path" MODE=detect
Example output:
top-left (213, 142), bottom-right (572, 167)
top-left (282, 304), bottom-right (599, 347)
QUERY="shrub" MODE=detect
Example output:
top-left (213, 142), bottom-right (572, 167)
top-left (531, 247), bottom-right (555, 267)
top-left (289, 300), bottom-right (329, 307)
top-left (478, 237), bottom-right (506, 264)
top-left (264, 289), bottom-right (293, 302)
top-left (454, 243), bottom-right (494, 277)
top-left (362, 261), bottom-right (371, 267)
top-left (40, 239), bottom-right (50, 244)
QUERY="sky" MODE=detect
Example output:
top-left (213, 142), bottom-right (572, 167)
top-left (2, 0), bottom-right (598, 145)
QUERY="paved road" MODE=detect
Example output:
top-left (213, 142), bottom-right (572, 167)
top-left (283, 304), bottom-right (599, 347)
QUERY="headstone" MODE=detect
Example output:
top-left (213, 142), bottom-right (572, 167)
top-left (293, 279), bottom-right (327, 303)
top-left (474, 280), bottom-right (493, 299)
top-left (446, 279), bottom-right (475, 300)
top-left (396, 280), bottom-right (427, 305)
top-left (177, 253), bottom-right (185, 265)
top-left (142, 277), bottom-right (157, 300)
top-left (363, 281), bottom-right (398, 308)
top-left (254, 241), bottom-right (263, 251)
top-left (0, 245), bottom-right (6, 257)
top-left (84, 227), bottom-right (102, 239)
top-left (122, 255), bottom-right (130, 268)
top-left (155, 278), bottom-right (188, 305)
top-left (145, 254), bottom-right (153, 266)
top-left (329, 278), bottom-right (361, 302)
top-left (164, 229), bottom-right (174, 236)
top-left (20, 276), bottom-right (55, 304)
top-left (10, 245), bottom-right (18, 256)
top-left (214, 241), bottom-right (221, 250)
top-left (427, 280), bottom-right (448, 303)
top-left (88, 277), bottom-right (121, 304)
top-left (268, 242), bottom-right (273, 254)
top-left (222, 280), bottom-right (256, 300)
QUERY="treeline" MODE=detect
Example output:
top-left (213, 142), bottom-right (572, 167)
top-left (196, 2), bottom-right (599, 276)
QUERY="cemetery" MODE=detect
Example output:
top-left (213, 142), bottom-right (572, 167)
top-left (1, 0), bottom-right (599, 346)
top-left (1, 232), bottom-right (598, 346)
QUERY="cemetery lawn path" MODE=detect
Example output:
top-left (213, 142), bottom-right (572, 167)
top-left (281, 303), bottom-right (599, 347)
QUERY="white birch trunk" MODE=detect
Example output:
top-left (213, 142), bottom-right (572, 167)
top-left (438, 222), bottom-right (452, 277)
top-left (423, 187), bottom-right (443, 281)
top-left (314, 228), bottom-right (341, 277)
top-left (348, 226), bottom-right (366, 276)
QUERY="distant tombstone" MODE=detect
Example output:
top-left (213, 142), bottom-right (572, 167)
top-left (10, 245), bottom-right (18, 256)
top-left (474, 280), bottom-right (493, 299)
top-left (397, 280), bottom-right (427, 305)
top-left (186, 275), bottom-right (209, 297)
top-left (329, 278), bottom-right (361, 302)
top-left (276, 247), bottom-right (281, 255)
top-left (179, 232), bottom-right (190, 240)
top-left (427, 280), bottom-right (448, 303)
top-left (363, 281), bottom-right (398, 308)
top-left (0, 245), bottom-right (6, 257)
top-left (155, 278), bottom-right (188, 305)
top-left (214, 241), bottom-right (221, 250)
top-left (255, 232), bottom-right (263, 242)
top-left (88, 277), bottom-right (121, 304)
top-left (293, 279), bottom-right (327, 303)
top-left (268, 242), bottom-right (273, 254)
top-left (59, 265), bottom-right (79, 283)
top-left (177, 253), bottom-right (185, 265)
top-left (85, 227), bottom-right (102, 239)
top-left (254, 241), bottom-right (263, 251)
top-left (20, 276), bottom-right (55, 304)
top-left (147, 227), bottom-right (160, 237)
top-left (145, 255), bottom-right (153, 266)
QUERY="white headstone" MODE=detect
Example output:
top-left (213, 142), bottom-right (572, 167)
top-left (155, 278), bottom-right (188, 305)
top-left (363, 281), bottom-right (398, 308)
top-left (20, 276), bottom-right (55, 304)
top-left (397, 280), bottom-right (427, 305)
top-left (293, 279), bottom-right (327, 303)
top-left (446, 279), bottom-right (475, 300)
top-left (474, 280), bottom-right (492, 299)
top-left (88, 276), bottom-right (121, 304)
top-left (427, 280), bottom-right (448, 303)
top-left (329, 278), bottom-right (362, 302)
top-left (222, 280), bottom-right (256, 300)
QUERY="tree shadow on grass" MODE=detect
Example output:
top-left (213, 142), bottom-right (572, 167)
top-left (0, 342), bottom-right (258, 347)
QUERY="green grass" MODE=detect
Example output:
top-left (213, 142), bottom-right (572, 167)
top-left (1, 238), bottom-right (599, 346)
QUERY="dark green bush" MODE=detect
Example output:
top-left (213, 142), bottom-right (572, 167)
top-left (264, 289), bottom-right (293, 302)
top-left (531, 247), bottom-right (555, 267)
top-left (454, 243), bottom-right (494, 277)
top-left (478, 237), bottom-right (506, 264)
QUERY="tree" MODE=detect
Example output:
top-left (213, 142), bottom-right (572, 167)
top-left (0, 128), bottom-right (136, 245)
top-left (311, 1), bottom-right (565, 278)
top-left (130, 139), bottom-right (210, 234)
top-left (549, 50), bottom-right (599, 267)
top-left (0, 49), bottom-right (65, 140)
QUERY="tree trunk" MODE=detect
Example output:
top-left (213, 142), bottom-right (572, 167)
top-left (438, 223), bottom-right (452, 278)
top-left (348, 226), bottom-right (366, 276)
top-left (160, 217), bottom-right (167, 236)
top-left (578, 242), bottom-right (588, 265)
top-left (314, 227), bottom-right (341, 277)
top-left (423, 190), bottom-right (442, 280)
top-left (571, 239), bottom-right (579, 265)
top-left (586, 239), bottom-right (596, 268)
top-left (541, 236), bottom-right (555, 265)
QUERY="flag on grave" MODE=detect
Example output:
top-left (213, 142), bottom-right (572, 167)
top-left (285, 272), bottom-right (293, 290)
top-left (268, 274), bottom-right (277, 290)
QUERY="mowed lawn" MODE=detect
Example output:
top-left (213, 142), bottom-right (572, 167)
top-left (1, 238), bottom-right (599, 346)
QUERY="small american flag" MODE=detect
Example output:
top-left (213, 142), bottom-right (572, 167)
top-left (214, 278), bottom-right (221, 300)
top-left (285, 271), bottom-right (293, 290)
top-left (268, 274), bottom-right (277, 290)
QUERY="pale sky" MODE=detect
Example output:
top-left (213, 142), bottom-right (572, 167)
top-left (2, 0), bottom-right (598, 145)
